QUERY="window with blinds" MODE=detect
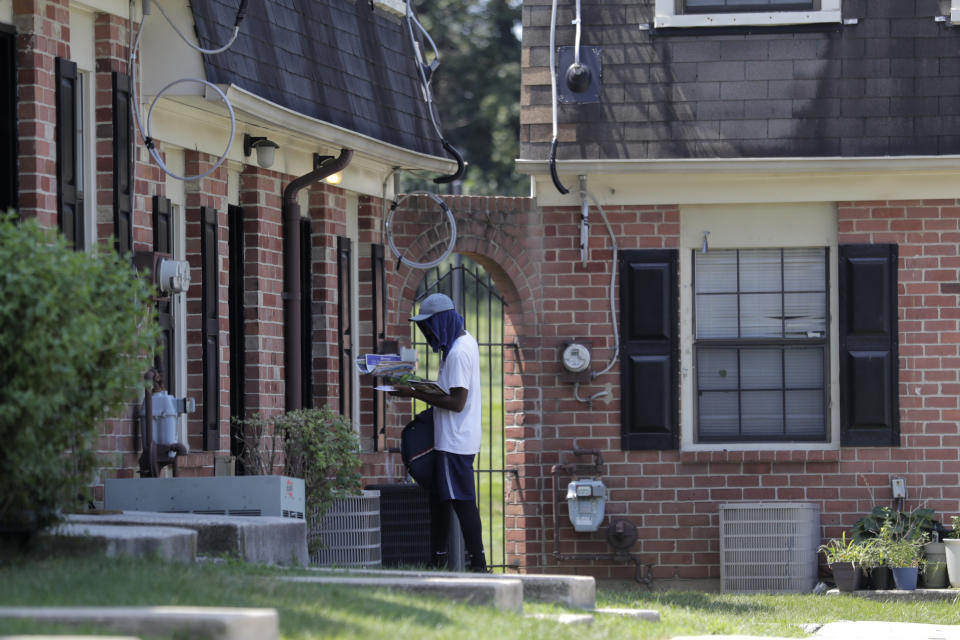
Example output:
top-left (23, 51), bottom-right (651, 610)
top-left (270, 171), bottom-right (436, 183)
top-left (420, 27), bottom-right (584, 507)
top-left (694, 248), bottom-right (828, 442)
top-left (684, 0), bottom-right (813, 13)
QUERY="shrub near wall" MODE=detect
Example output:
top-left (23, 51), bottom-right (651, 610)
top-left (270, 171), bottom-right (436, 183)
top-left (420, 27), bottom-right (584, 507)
top-left (0, 213), bottom-right (158, 532)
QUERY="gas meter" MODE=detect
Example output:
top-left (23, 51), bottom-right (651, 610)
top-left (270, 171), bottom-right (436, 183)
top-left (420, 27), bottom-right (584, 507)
top-left (566, 478), bottom-right (606, 532)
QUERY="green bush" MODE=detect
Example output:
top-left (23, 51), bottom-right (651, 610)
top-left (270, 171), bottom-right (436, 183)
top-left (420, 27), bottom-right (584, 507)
top-left (236, 407), bottom-right (361, 519)
top-left (0, 212), bottom-right (157, 531)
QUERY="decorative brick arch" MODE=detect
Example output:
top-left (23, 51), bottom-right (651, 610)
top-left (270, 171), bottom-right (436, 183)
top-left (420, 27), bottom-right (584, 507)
top-left (385, 194), bottom-right (548, 571)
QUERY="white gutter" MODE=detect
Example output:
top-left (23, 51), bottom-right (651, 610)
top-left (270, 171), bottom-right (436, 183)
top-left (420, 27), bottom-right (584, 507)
top-left (221, 84), bottom-right (455, 175)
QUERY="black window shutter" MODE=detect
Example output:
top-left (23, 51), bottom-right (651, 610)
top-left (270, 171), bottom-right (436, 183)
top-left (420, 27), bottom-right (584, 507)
top-left (201, 207), bottom-right (220, 450)
top-left (371, 243), bottom-right (386, 450)
top-left (337, 236), bottom-right (353, 419)
top-left (228, 205), bottom-right (246, 426)
top-left (0, 26), bottom-right (17, 214)
top-left (112, 72), bottom-right (132, 256)
top-left (300, 218), bottom-right (313, 409)
top-left (153, 196), bottom-right (175, 394)
top-left (839, 244), bottom-right (899, 446)
top-left (55, 57), bottom-right (81, 249)
top-left (620, 249), bottom-right (679, 450)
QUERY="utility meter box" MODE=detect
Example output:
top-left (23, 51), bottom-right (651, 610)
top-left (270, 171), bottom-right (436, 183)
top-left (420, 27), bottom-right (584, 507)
top-left (566, 478), bottom-right (606, 532)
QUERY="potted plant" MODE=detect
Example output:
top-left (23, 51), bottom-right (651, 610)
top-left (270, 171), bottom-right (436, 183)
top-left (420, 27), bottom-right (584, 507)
top-left (882, 523), bottom-right (927, 591)
top-left (922, 530), bottom-right (948, 589)
top-left (859, 537), bottom-right (891, 590)
top-left (819, 532), bottom-right (865, 592)
top-left (944, 516), bottom-right (960, 587)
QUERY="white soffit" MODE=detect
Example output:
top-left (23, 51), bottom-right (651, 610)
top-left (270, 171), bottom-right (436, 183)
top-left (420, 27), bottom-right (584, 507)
top-left (517, 157), bottom-right (960, 207)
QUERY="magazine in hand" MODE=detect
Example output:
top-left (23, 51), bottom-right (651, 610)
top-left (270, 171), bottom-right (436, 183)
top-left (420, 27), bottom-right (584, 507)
top-left (355, 353), bottom-right (414, 377)
top-left (407, 379), bottom-right (448, 396)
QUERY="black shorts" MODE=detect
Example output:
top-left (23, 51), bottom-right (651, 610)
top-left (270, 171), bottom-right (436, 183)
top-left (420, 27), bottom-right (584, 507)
top-left (434, 451), bottom-right (476, 502)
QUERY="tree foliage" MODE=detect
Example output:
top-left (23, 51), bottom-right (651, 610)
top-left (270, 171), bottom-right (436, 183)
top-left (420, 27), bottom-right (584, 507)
top-left (409, 0), bottom-right (526, 196)
top-left (0, 212), bottom-right (158, 531)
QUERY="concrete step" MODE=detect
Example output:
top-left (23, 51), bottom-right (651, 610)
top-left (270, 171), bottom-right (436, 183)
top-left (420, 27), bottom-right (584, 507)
top-left (43, 523), bottom-right (196, 563)
top-left (307, 567), bottom-right (596, 609)
top-left (65, 512), bottom-right (307, 566)
top-left (281, 575), bottom-right (524, 613)
top-left (0, 607), bottom-right (277, 640)
top-left (526, 612), bottom-right (594, 625)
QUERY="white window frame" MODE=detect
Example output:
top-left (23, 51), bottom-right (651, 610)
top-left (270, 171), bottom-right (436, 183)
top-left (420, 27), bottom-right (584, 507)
top-left (70, 4), bottom-right (97, 249)
top-left (654, 0), bottom-right (842, 29)
top-left (953, 0), bottom-right (960, 24)
top-left (678, 203), bottom-right (840, 452)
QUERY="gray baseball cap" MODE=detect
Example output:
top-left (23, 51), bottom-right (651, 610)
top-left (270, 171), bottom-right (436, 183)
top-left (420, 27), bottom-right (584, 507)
top-left (409, 293), bottom-right (456, 322)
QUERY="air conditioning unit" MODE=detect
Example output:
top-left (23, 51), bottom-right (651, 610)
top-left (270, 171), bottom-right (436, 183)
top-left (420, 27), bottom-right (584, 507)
top-left (105, 476), bottom-right (305, 519)
top-left (719, 502), bottom-right (820, 593)
top-left (311, 490), bottom-right (381, 567)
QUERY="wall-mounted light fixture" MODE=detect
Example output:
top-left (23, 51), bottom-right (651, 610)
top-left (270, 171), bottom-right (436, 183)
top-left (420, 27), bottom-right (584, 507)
top-left (244, 134), bottom-right (279, 169)
top-left (314, 153), bottom-right (343, 184)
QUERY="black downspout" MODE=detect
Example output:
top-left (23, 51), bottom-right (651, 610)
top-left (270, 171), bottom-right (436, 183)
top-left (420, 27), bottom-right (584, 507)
top-left (282, 148), bottom-right (353, 411)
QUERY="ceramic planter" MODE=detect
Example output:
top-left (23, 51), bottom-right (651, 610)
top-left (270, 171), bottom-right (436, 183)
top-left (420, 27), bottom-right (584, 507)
top-left (829, 562), bottom-right (862, 592)
top-left (891, 566), bottom-right (919, 590)
top-left (945, 539), bottom-right (960, 587)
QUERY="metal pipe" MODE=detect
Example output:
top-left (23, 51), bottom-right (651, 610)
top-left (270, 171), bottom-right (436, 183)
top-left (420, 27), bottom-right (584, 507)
top-left (282, 149), bottom-right (353, 411)
top-left (549, 452), bottom-right (652, 586)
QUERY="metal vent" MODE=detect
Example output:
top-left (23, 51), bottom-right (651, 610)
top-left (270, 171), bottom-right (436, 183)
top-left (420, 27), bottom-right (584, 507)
top-left (310, 490), bottom-right (381, 567)
top-left (720, 502), bottom-right (820, 593)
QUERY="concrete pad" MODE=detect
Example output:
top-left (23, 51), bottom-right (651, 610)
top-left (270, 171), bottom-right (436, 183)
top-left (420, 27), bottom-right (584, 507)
top-left (65, 512), bottom-right (307, 566)
top-left (813, 621), bottom-right (960, 640)
top-left (306, 567), bottom-right (596, 609)
top-left (0, 607), bottom-right (277, 640)
top-left (826, 588), bottom-right (960, 602)
top-left (594, 607), bottom-right (660, 622)
top-left (526, 612), bottom-right (594, 625)
top-left (42, 524), bottom-right (196, 563)
top-left (282, 575), bottom-right (523, 613)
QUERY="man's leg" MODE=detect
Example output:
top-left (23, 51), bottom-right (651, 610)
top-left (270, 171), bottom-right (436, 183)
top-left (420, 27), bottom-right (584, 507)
top-left (451, 499), bottom-right (486, 572)
top-left (429, 492), bottom-right (451, 569)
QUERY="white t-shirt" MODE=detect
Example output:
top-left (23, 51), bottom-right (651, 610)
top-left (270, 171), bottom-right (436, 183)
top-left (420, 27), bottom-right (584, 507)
top-left (434, 332), bottom-right (482, 454)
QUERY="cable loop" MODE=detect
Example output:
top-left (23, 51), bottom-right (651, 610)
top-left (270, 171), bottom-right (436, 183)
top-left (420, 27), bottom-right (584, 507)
top-left (385, 191), bottom-right (458, 270)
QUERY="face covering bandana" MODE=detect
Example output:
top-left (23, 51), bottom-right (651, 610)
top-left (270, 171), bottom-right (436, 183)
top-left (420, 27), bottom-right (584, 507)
top-left (418, 308), bottom-right (464, 359)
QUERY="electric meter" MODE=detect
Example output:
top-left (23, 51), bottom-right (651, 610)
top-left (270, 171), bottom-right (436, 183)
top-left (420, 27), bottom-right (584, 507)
top-left (561, 342), bottom-right (591, 373)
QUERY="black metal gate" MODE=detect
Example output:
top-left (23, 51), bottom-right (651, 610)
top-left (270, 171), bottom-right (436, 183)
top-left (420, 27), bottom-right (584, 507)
top-left (412, 255), bottom-right (510, 571)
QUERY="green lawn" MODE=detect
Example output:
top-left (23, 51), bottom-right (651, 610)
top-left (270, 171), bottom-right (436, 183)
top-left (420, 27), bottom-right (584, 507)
top-left (2, 555), bottom-right (960, 639)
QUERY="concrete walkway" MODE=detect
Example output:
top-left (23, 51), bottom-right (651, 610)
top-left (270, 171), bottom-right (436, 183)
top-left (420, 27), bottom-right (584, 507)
top-left (673, 620), bottom-right (960, 640)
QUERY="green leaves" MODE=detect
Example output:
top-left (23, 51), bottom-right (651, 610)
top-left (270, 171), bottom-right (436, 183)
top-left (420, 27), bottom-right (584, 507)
top-left (0, 211), bottom-right (158, 530)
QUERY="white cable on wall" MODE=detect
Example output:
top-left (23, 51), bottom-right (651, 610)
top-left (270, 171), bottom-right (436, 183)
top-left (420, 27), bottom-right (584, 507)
top-left (128, 0), bottom-right (240, 182)
top-left (571, 185), bottom-right (620, 406)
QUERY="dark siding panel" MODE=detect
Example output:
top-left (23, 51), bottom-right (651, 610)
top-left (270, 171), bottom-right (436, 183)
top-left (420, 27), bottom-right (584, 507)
top-left (112, 72), bottom-right (132, 256)
top-left (229, 206), bottom-right (246, 467)
top-left (620, 249), bottom-right (679, 450)
top-left (337, 235), bottom-right (353, 419)
top-left (839, 244), bottom-right (899, 446)
top-left (202, 207), bottom-right (220, 450)
top-left (55, 57), bottom-right (81, 249)
top-left (371, 243), bottom-right (386, 450)
top-left (153, 196), bottom-right (175, 394)
top-left (0, 27), bottom-right (17, 213)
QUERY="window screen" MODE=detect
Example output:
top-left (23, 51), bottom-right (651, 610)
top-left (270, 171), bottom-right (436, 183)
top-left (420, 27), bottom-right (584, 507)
top-left (694, 248), bottom-right (827, 442)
